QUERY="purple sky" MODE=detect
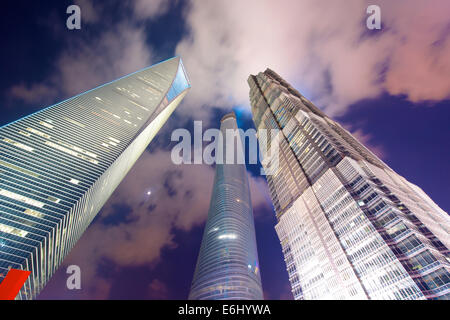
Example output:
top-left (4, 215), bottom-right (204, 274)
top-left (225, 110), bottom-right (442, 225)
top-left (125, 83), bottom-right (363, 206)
top-left (0, 0), bottom-right (449, 299)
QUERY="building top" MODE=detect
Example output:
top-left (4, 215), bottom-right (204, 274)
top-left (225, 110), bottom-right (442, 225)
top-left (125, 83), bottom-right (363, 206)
top-left (221, 112), bottom-right (236, 122)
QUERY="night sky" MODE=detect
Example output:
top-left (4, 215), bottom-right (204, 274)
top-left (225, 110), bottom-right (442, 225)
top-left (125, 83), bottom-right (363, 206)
top-left (0, 0), bottom-right (449, 300)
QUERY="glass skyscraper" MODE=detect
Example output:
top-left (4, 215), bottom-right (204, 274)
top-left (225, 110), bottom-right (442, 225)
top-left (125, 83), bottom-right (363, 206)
top-left (248, 69), bottom-right (450, 300)
top-left (0, 57), bottom-right (190, 299)
top-left (189, 113), bottom-right (264, 300)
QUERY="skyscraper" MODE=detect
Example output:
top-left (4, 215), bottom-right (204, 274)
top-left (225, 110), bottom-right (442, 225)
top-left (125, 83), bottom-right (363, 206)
top-left (248, 69), bottom-right (450, 300)
top-left (0, 57), bottom-right (190, 300)
top-left (189, 113), bottom-right (264, 300)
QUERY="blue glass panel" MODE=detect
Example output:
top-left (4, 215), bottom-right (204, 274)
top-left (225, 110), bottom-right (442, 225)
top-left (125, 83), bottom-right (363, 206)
top-left (166, 60), bottom-right (191, 102)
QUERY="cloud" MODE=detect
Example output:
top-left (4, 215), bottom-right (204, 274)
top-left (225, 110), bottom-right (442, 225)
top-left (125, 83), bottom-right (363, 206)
top-left (147, 279), bottom-right (169, 299)
top-left (10, 0), bottom-right (450, 117)
top-left (131, 0), bottom-right (170, 20)
top-left (340, 121), bottom-right (387, 160)
top-left (73, 0), bottom-right (170, 24)
top-left (381, 1), bottom-right (450, 102)
top-left (9, 20), bottom-right (153, 106)
top-left (54, 148), bottom-right (272, 298)
top-left (349, 128), bottom-right (387, 160)
top-left (74, 0), bottom-right (99, 24)
top-left (14, 0), bottom-right (450, 118)
top-left (249, 175), bottom-right (274, 218)
top-left (176, 0), bottom-right (450, 117)
top-left (55, 22), bottom-right (153, 98)
top-left (9, 83), bottom-right (57, 105)
top-left (56, 150), bottom-right (214, 297)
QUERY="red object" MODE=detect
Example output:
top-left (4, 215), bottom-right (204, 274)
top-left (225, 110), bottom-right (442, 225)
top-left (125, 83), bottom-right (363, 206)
top-left (0, 269), bottom-right (31, 300)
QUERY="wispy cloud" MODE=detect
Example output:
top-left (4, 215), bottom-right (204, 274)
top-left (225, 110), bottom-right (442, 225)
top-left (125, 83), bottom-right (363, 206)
top-left (176, 0), bottom-right (450, 117)
top-left (349, 128), bottom-right (387, 160)
top-left (10, 0), bottom-right (450, 116)
top-left (9, 83), bottom-right (57, 105)
top-left (52, 150), bottom-right (213, 298)
top-left (53, 148), bottom-right (272, 298)
top-left (54, 22), bottom-right (153, 97)
top-left (147, 279), bottom-right (170, 299)
top-left (9, 1), bottom-right (155, 106)
top-left (131, 0), bottom-right (170, 20)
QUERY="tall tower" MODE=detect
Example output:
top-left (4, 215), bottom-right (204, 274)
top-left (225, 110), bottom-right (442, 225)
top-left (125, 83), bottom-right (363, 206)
top-left (248, 69), bottom-right (450, 300)
top-left (0, 57), bottom-right (190, 299)
top-left (189, 113), bottom-right (264, 300)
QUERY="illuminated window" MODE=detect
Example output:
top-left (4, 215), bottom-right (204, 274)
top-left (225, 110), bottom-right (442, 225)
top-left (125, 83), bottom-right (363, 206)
top-left (0, 159), bottom-right (39, 178)
top-left (2, 138), bottom-right (34, 152)
top-left (100, 109), bottom-right (113, 117)
top-left (24, 209), bottom-right (44, 219)
top-left (48, 196), bottom-right (61, 204)
top-left (64, 117), bottom-right (85, 128)
top-left (39, 121), bottom-right (54, 129)
top-left (109, 137), bottom-right (120, 143)
top-left (18, 130), bottom-right (31, 137)
top-left (0, 188), bottom-right (45, 208)
top-left (45, 141), bottom-right (99, 165)
top-left (26, 127), bottom-right (51, 139)
top-left (128, 99), bottom-right (149, 112)
top-left (0, 223), bottom-right (28, 237)
top-left (218, 234), bottom-right (237, 240)
top-left (56, 140), bottom-right (97, 158)
top-left (69, 179), bottom-right (80, 185)
top-left (208, 227), bottom-right (219, 234)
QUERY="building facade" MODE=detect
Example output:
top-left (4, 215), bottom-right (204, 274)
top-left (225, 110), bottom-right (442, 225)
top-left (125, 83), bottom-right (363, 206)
top-left (248, 69), bottom-right (450, 300)
top-left (0, 57), bottom-right (190, 299)
top-left (189, 113), bottom-right (264, 300)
